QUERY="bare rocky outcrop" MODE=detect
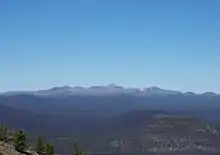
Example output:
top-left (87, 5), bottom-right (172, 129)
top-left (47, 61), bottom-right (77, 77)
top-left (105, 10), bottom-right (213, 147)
top-left (0, 141), bottom-right (38, 155)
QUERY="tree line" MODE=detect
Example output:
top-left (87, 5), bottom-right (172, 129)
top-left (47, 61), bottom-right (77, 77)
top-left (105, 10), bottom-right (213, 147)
top-left (0, 124), bottom-right (90, 155)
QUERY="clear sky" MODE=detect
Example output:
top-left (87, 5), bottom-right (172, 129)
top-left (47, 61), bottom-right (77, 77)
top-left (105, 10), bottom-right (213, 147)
top-left (0, 0), bottom-right (220, 93)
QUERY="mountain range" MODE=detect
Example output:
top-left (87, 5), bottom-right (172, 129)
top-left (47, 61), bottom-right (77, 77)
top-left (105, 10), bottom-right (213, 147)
top-left (1, 84), bottom-right (219, 97)
top-left (1, 85), bottom-right (220, 154)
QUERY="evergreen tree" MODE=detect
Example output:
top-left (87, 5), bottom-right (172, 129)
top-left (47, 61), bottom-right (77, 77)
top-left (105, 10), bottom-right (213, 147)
top-left (36, 136), bottom-right (44, 155)
top-left (72, 141), bottom-right (91, 155)
top-left (73, 141), bottom-right (80, 155)
top-left (45, 143), bottom-right (54, 155)
top-left (0, 124), bottom-right (8, 142)
top-left (13, 130), bottom-right (26, 152)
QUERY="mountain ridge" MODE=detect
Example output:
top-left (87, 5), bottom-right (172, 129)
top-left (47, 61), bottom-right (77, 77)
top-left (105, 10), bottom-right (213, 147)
top-left (1, 85), bottom-right (219, 97)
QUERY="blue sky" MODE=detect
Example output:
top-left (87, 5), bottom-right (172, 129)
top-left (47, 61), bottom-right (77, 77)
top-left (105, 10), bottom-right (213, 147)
top-left (0, 0), bottom-right (220, 93)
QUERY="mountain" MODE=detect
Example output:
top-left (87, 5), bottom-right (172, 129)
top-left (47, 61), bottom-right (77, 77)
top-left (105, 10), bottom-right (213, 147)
top-left (200, 92), bottom-right (219, 96)
top-left (1, 85), bottom-right (220, 154)
top-left (1, 104), bottom-right (220, 155)
top-left (1, 85), bottom-right (218, 97)
top-left (1, 90), bottom-right (220, 119)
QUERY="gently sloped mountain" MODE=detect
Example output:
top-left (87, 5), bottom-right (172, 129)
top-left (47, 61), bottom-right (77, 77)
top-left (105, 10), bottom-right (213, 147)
top-left (143, 86), bottom-right (181, 96)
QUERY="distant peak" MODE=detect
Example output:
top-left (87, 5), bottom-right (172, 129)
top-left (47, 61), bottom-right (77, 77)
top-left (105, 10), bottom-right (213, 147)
top-left (106, 84), bottom-right (124, 89)
top-left (107, 84), bottom-right (117, 87)
top-left (200, 92), bottom-right (217, 96)
top-left (50, 85), bottom-right (72, 90)
top-left (184, 92), bottom-right (196, 96)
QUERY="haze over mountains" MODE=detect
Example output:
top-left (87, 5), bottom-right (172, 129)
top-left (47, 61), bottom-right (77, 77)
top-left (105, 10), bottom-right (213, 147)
top-left (1, 84), bottom-right (219, 97)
